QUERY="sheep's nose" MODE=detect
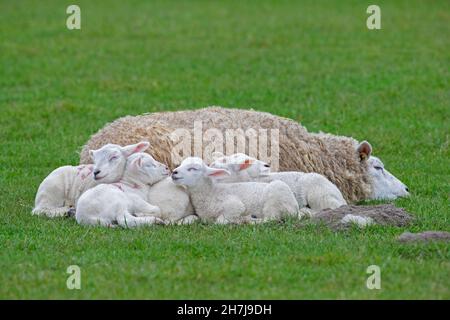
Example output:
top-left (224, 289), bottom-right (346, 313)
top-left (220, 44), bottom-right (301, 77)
top-left (93, 169), bottom-right (101, 177)
top-left (172, 170), bottom-right (178, 175)
top-left (405, 187), bottom-right (409, 192)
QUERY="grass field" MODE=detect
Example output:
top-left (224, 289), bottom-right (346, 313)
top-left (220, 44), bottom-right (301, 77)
top-left (0, 0), bottom-right (449, 299)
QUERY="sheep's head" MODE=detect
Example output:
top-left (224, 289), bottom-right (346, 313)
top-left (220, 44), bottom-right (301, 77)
top-left (357, 141), bottom-right (409, 200)
top-left (125, 153), bottom-right (169, 185)
top-left (89, 141), bottom-right (150, 183)
top-left (209, 152), bottom-right (271, 181)
top-left (171, 157), bottom-right (230, 187)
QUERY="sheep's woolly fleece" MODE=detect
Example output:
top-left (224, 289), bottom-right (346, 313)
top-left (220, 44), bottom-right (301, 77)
top-left (310, 204), bottom-right (414, 231)
top-left (80, 106), bottom-right (372, 202)
top-left (80, 120), bottom-right (175, 172)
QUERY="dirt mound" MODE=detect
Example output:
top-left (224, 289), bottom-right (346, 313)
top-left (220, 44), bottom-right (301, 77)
top-left (311, 204), bottom-right (414, 230)
top-left (398, 231), bottom-right (450, 243)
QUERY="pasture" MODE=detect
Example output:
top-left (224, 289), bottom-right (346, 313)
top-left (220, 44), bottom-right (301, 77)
top-left (0, 0), bottom-right (448, 299)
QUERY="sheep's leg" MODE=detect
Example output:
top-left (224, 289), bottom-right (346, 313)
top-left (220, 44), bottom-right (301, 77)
top-left (76, 215), bottom-right (118, 228)
top-left (129, 196), bottom-right (162, 218)
top-left (116, 212), bottom-right (164, 228)
top-left (175, 214), bottom-right (199, 225)
top-left (303, 175), bottom-right (347, 211)
top-left (32, 206), bottom-right (72, 218)
top-left (215, 197), bottom-right (247, 224)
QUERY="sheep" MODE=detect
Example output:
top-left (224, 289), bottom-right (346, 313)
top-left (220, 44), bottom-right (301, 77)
top-left (171, 157), bottom-right (300, 224)
top-left (75, 153), bottom-right (168, 228)
top-left (210, 152), bottom-right (347, 213)
top-left (79, 107), bottom-right (410, 203)
top-left (32, 141), bottom-right (150, 218)
top-left (146, 177), bottom-right (197, 225)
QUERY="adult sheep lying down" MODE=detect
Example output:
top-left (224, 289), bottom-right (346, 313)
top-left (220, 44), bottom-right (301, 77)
top-left (80, 106), bottom-right (410, 203)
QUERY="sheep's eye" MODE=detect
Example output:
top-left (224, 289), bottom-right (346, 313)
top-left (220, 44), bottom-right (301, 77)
top-left (188, 167), bottom-right (198, 172)
top-left (264, 164), bottom-right (270, 168)
top-left (374, 166), bottom-right (383, 170)
top-left (109, 156), bottom-right (118, 161)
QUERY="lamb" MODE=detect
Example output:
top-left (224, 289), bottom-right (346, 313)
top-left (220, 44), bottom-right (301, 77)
top-left (146, 177), bottom-right (197, 225)
top-left (75, 153), bottom-right (167, 228)
top-left (80, 106), bottom-right (410, 203)
top-left (33, 141), bottom-right (150, 218)
top-left (171, 157), bottom-right (300, 224)
top-left (210, 152), bottom-right (347, 213)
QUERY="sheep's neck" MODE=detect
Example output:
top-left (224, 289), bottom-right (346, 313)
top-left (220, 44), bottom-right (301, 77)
top-left (118, 173), bottom-right (147, 196)
top-left (187, 177), bottom-right (214, 199)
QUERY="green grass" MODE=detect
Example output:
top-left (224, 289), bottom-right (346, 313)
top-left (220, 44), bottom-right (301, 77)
top-left (0, 0), bottom-right (449, 299)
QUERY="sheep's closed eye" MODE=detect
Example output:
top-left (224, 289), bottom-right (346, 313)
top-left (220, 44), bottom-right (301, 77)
top-left (109, 156), bottom-right (118, 161)
top-left (374, 166), bottom-right (383, 170)
top-left (188, 167), bottom-right (198, 172)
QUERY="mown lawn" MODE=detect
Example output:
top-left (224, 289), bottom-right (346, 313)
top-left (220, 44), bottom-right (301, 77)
top-left (0, 0), bottom-right (448, 299)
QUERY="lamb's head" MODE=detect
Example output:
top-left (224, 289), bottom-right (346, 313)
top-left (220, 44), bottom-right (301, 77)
top-left (357, 141), bottom-right (409, 200)
top-left (89, 141), bottom-right (150, 183)
top-left (125, 153), bottom-right (169, 185)
top-left (210, 152), bottom-right (271, 181)
top-left (171, 157), bottom-right (230, 187)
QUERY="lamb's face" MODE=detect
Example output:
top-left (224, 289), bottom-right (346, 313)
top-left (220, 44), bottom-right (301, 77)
top-left (172, 157), bottom-right (229, 186)
top-left (357, 141), bottom-right (409, 200)
top-left (210, 153), bottom-right (271, 180)
top-left (126, 153), bottom-right (169, 185)
top-left (90, 141), bottom-right (150, 183)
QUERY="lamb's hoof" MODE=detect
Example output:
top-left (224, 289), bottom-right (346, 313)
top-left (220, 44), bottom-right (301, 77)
top-left (67, 208), bottom-right (76, 217)
top-left (153, 217), bottom-right (166, 225)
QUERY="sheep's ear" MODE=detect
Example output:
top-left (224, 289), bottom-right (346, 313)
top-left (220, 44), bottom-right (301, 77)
top-left (132, 155), bottom-right (143, 168)
top-left (122, 141), bottom-right (150, 157)
top-left (239, 158), bottom-right (253, 171)
top-left (357, 141), bottom-right (372, 161)
top-left (206, 167), bottom-right (230, 177)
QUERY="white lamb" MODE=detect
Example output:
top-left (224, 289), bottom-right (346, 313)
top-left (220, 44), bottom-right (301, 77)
top-left (146, 177), bottom-right (197, 225)
top-left (76, 153), bottom-right (167, 228)
top-left (32, 141), bottom-right (150, 218)
top-left (171, 157), bottom-right (300, 224)
top-left (210, 153), bottom-right (347, 213)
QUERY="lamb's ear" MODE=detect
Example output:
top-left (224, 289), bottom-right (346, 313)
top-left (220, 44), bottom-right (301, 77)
top-left (122, 141), bottom-right (150, 157)
top-left (206, 167), bottom-right (230, 177)
top-left (132, 155), bottom-right (143, 168)
top-left (239, 158), bottom-right (253, 171)
top-left (357, 141), bottom-right (372, 161)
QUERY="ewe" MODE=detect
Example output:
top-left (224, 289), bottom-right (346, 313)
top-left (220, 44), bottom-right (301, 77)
top-left (76, 153), bottom-right (167, 228)
top-left (210, 152), bottom-right (347, 213)
top-left (80, 106), bottom-right (410, 202)
top-left (171, 157), bottom-right (300, 224)
top-left (33, 141), bottom-right (150, 218)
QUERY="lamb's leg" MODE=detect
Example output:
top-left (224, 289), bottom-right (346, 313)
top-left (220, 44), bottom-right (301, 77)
top-left (32, 206), bottom-right (72, 218)
top-left (215, 197), bottom-right (247, 224)
top-left (303, 175), bottom-right (347, 212)
top-left (116, 212), bottom-right (164, 228)
top-left (129, 196), bottom-right (162, 218)
top-left (175, 214), bottom-right (199, 225)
